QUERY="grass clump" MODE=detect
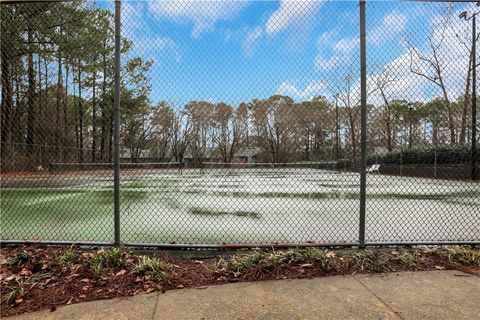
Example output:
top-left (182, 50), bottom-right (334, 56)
top-left (60, 246), bottom-right (78, 264)
top-left (219, 248), bottom-right (331, 274)
top-left (347, 250), bottom-right (388, 273)
top-left (435, 246), bottom-right (480, 267)
top-left (47, 246), bottom-right (78, 270)
top-left (2, 251), bottom-right (30, 266)
top-left (389, 249), bottom-right (426, 270)
top-left (220, 250), bottom-right (265, 273)
top-left (133, 256), bottom-right (171, 282)
top-left (89, 247), bottom-right (123, 276)
top-left (1, 281), bottom-right (24, 304)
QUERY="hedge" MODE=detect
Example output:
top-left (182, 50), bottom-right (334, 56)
top-left (367, 145), bottom-right (480, 165)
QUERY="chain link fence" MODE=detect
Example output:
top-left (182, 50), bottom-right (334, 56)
top-left (1, 0), bottom-right (479, 247)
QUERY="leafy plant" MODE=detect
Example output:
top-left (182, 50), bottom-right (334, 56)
top-left (389, 249), bottom-right (426, 270)
top-left (133, 256), bottom-right (170, 282)
top-left (49, 246), bottom-right (78, 270)
top-left (347, 250), bottom-right (388, 273)
top-left (1, 281), bottom-right (24, 305)
top-left (436, 247), bottom-right (480, 267)
top-left (219, 248), bottom-right (332, 273)
top-left (2, 251), bottom-right (30, 266)
top-left (60, 246), bottom-right (77, 264)
top-left (89, 247), bottom-right (123, 276)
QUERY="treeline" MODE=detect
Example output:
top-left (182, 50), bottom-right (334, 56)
top-left (0, 1), bottom-right (477, 172)
top-left (0, 1), bottom-right (150, 171)
top-left (121, 95), bottom-right (477, 165)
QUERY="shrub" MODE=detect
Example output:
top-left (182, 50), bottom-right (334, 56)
top-left (89, 247), bottom-right (123, 276)
top-left (133, 256), bottom-right (171, 282)
top-left (367, 145), bottom-right (480, 165)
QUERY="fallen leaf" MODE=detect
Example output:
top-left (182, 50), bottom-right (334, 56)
top-left (19, 269), bottom-right (32, 276)
top-left (326, 251), bottom-right (336, 258)
top-left (4, 275), bottom-right (16, 282)
top-left (435, 265), bottom-right (445, 270)
top-left (116, 269), bottom-right (127, 276)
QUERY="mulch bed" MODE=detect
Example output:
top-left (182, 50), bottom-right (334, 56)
top-left (1, 245), bottom-right (478, 317)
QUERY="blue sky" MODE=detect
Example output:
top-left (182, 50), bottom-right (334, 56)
top-left (110, 0), bottom-right (474, 108)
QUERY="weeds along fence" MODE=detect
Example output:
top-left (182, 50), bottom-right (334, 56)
top-left (0, 0), bottom-right (479, 248)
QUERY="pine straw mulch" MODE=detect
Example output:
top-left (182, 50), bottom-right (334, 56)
top-left (1, 245), bottom-right (479, 317)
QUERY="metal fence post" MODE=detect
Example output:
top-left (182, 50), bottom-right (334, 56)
top-left (114, 0), bottom-right (121, 246)
top-left (359, 0), bottom-right (367, 248)
top-left (472, 12), bottom-right (477, 181)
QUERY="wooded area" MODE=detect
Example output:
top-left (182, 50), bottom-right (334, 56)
top-left (0, 1), bottom-right (477, 172)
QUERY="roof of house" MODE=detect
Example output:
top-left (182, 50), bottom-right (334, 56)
top-left (184, 147), bottom-right (260, 159)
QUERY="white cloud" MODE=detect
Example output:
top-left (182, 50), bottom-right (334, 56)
top-left (317, 30), bottom-right (337, 47)
top-left (155, 37), bottom-right (182, 62)
top-left (314, 9), bottom-right (405, 73)
top-left (243, 26), bottom-right (263, 57)
top-left (369, 10), bottom-right (407, 45)
top-left (276, 81), bottom-right (327, 101)
top-left (265, 0), bottom-right (325, 35)
top-left (333, 37), bottom-right (359, 53)
top-left (315, 55), bottom-right (350, 70)
top-left (242, 0), bottom-right (325, 57)
top-left (147, 0), bottom-right (250, 38)
top-left (133, 36), bottom-right (182, 63)
top-left (366, 48), bottom-right (428, 105)
top-left (315, 35), bottom-right (356, 71)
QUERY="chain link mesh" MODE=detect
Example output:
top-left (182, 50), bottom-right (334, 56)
top-left (1, 0), bottom-right (478, 246)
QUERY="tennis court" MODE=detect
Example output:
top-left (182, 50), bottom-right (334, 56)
top-left (1, 166), bottom-right (478, 244)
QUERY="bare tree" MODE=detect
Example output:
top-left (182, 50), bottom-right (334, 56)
top-left (171, 110), bottom-right (193, 164)
top-left (151, 102), bottom-right (175, 161)
top-left (407, 10), bottom-right (456, 144)
top-left (375, 65), bottom-right (398, 152)
top-left (211, 102), bottom-right (243, 163)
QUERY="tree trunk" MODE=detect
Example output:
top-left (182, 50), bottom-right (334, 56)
top-left (109, 113), bottom-right (113, 162)
top-left (438, 76), bottom-right (455, 144)
top-left (63, 64), bottom-right (69, 161)
top-left (305, 129), bottom-right (310, 161)
top-left (460, 50), bottom-right (473, 145)
top-left (1, 49), bottom-right (13, 158)
top-left (56, 52), bottom-right (62, 158)
top-left (78, 67), bottom-right (83, 163)
top-left (26, 28), bottom-right (36, 156)
top-left (100, 46), bottom-right (107, 161)
top-left (91, 68), bottom-right (97, 162)
top-left (38, 54), bottom-right (42, 126)
top-left (14, 70), bottom-right (22, 144)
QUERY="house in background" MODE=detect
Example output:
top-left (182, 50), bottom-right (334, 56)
top-left (184, 147), bottom-right (260, 165)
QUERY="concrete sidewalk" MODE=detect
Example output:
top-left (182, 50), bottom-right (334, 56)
top-left (8, 271), bottom-right (480, 320)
